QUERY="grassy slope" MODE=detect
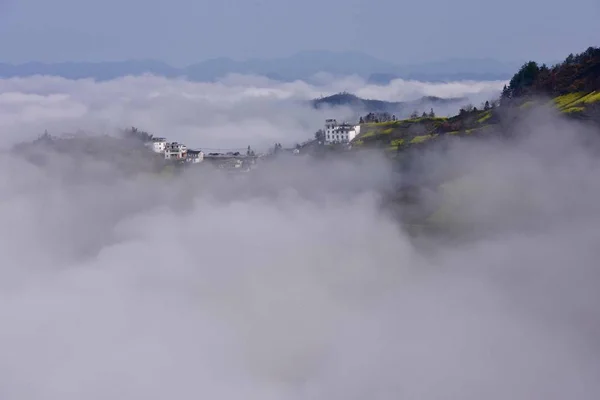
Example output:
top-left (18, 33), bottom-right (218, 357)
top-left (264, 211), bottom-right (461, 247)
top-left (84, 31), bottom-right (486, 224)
top-left (352, 90), bottom-right (600, 154)
top-left (352, 111), bottom-right (494, 153)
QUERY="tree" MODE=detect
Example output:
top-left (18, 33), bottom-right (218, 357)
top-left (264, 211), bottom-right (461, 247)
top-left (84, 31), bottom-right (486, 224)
top-left (124, 126), bottom-right (153, 142)
top-left (422, 111), bottom-right (428, 118)
top-left (505, 61), bottom-right (541, 98)
top-left (501, 84), bottom-right (511, 99)
top-left (410, 110), bottom-right (419, 119)
top-left (315, 129), bottom-right (325, 141)
top-left (565, 53), bottom-right (575, 64)
top-left (359, 116), bottom-right (364, 124)
top-left (483, 101), bottom-right (490, 110)
top-left (459, 104), bottom-right (474, 114)
top-left (428, 108), bottom-right (435, 118)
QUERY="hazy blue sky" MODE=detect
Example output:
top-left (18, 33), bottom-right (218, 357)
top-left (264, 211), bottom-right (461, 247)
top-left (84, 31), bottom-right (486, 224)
top-left (0, 0), bottom-right (598, 65)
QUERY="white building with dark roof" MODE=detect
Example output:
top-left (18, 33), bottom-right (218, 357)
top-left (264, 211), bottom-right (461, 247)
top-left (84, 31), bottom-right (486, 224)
top-left (150, 137), bottom-right (167, 153)
top-left (164, 142), bottom-right (187, 160)
top-left (186, 149), bottom-right (204, 163)
top-left (324, 119), bottom-right (360, 144)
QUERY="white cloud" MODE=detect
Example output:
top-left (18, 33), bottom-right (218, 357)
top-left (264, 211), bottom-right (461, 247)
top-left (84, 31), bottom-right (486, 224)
top-left (0, 74), bottom-right (505, 151)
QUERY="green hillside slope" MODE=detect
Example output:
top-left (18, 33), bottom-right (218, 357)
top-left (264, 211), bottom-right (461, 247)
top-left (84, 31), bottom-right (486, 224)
top-left (352, 46), bottom-right (600, 154)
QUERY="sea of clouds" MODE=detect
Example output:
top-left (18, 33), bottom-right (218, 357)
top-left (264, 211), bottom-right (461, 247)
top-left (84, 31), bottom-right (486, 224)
top-left (1, 74), bottom-right (600, 400)
top-left (0, 74), bottom-right (505, 151)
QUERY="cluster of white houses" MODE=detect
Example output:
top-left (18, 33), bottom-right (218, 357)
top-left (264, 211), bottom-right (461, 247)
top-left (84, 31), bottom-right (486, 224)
top-left (323, 119), bottom-right (361, 145)
top-left (146, 119), bottom-right (360, 161)
top-left (148, 137), bottom-right (204, 163)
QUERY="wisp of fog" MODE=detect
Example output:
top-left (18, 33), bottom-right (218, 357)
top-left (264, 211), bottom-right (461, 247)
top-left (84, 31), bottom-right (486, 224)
top-left (0, 76), bottom-right (599, 400)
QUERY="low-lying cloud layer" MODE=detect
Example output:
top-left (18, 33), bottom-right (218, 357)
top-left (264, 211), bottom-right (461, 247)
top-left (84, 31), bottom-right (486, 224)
top-left (0, 74), bottom-right (504, 151)
top-left (1, 77), bottom-right (599, 399)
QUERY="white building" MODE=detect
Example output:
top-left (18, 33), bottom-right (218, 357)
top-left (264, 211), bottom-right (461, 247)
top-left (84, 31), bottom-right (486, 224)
top-left (164, 142), bottom-right (187, 160)
top-left (150, 137), bottom-right (167, 153)
top-left (324, 119), bottom-right (360, 144)
top-left (324, 119), bottom-right (339, 142)
top-left (186, 149), bottom-right (204, 163)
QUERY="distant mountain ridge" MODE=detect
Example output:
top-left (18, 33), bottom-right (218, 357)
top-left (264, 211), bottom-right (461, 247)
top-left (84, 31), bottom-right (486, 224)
top-left (0, 51), bottom-right (518, 83)
top-left (311, 92), bottom-right (467, 115)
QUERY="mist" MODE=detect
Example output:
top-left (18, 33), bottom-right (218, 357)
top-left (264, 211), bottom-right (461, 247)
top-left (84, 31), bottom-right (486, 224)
top-left (0, 74), bottom-right (504, 151)
top-left (1, 77), bottom-right (599, 399)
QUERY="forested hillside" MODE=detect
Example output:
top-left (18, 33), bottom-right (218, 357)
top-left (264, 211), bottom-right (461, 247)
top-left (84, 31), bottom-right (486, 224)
top-left (352, 47), bottom-right (600, 152)
top-left (501, 47), bottom-right (600, 98)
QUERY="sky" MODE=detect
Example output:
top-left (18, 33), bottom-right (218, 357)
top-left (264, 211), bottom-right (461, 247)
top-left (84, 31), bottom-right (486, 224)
top-left (0, 0), bottom-right (598, 65)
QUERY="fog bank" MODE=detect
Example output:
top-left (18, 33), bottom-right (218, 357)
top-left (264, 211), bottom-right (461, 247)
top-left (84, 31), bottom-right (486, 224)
top-left (0, 88), bottom-right (599, 399)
